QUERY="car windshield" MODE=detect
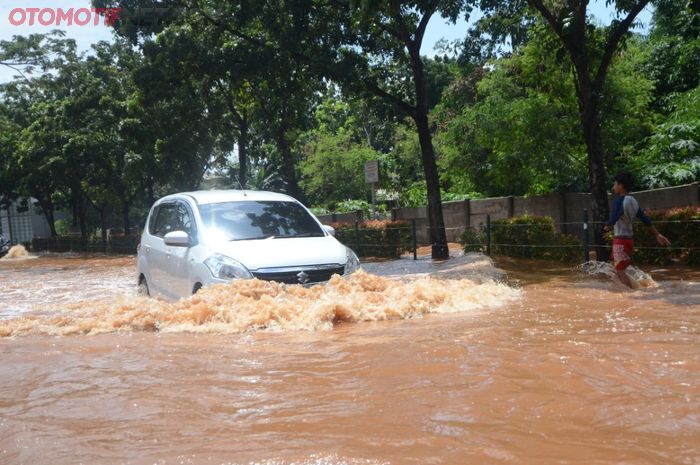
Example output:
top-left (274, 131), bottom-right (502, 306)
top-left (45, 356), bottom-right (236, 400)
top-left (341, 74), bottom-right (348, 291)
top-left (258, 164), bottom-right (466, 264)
top-left (198, 201), bottom-right (325, 241)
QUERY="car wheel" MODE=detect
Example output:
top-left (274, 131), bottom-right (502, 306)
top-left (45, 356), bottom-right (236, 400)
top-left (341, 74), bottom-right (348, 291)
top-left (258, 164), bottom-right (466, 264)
top-left (137, 277), bottom-right (150, 297)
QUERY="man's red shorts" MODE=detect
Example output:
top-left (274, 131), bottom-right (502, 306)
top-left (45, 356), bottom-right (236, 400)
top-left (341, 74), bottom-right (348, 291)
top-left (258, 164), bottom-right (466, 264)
top-left (612, 237), bottom-right (634, 270)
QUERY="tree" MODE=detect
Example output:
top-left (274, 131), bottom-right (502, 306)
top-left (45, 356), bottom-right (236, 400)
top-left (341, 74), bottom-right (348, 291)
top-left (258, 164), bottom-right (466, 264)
top-left (298, 97), bottom-right (385, 207)
top-left (0, 32), bottom-right (81, 236)
top-left (435, 24), bottom-right (655, 196)
top-left (478, 0), bottom-right (656, 259)
top-left (320, 0), bottom-right (474, 259)
top-left (633, 85), bottom-right (700, 187)
top-left (644, 0), bottom-right (700, 111)
top-left (0, 110), bottom-right (21, 224)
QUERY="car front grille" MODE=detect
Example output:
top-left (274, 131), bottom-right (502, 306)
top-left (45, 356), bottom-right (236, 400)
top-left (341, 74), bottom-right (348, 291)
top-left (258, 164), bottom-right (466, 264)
top-left (252, 264), bottom-right (345, 285)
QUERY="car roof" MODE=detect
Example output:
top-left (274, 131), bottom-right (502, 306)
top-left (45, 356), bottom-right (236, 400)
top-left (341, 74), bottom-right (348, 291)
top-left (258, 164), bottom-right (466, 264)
top-left (159, 189), bottom-right (297, 205)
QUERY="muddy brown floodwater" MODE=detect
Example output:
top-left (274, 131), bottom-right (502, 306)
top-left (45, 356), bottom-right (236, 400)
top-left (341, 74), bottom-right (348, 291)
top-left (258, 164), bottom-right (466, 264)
top-left (0, 252), bottom-right (699, 465)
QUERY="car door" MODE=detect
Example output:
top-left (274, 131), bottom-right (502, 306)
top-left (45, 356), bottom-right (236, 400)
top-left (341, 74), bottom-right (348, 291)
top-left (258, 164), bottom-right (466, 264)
top-left (148, 202), bottom-right (177, 298)
top-left (167, 201), bottom-right (197, 299)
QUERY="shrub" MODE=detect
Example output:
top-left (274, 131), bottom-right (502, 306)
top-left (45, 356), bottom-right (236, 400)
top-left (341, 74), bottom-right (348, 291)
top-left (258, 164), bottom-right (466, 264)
top-left (460, 227), bottom-right (485, 253)
top-left (31, 235), bottom-right (139, 254)
top-left (108, 235), bottom-right (140, 254)
top-left (54, 219), bottom-right (71, 236)
top-left (31, 236), bottom-right (84, 253)
top-left (334, 199), bottom-right (390, 220)
top-left (625, 206), bottom-right (700, 265)
top-left (332, 220), bottom-right (412, 258)
top-left (464, 214), bottom-right (583, 262)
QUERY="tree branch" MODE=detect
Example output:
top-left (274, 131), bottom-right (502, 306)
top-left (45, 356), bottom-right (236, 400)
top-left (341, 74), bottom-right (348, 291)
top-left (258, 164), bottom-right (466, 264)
top-left (528, 0), bottom-right (566, 40)
top-left (0, 62), bottom-right (31, 82)
top-left (593, 0), bottom-right (650, 90)
top-left (363, 78), bottom-right (415, 118)
top-left (528, 0), bottom-right (588, 83)
top-left (414, 1), bottom-right (438, 48)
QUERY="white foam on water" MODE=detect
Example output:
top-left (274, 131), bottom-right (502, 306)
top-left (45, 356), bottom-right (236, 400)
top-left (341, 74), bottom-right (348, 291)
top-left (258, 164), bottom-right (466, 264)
top-left (0, 244), bottom-right (37, 260)
top-left (577, 260), bottom-right (659, 289)
top-left (0, 254), bottom-right (520, 337)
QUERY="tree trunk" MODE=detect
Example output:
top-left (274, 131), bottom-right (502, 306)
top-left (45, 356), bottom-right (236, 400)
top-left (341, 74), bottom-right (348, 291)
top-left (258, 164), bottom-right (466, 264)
top-left (275, 128), bottom-right (302, 200)
top-left (122, 200), bottom-right (131, 235)
top-left (72, 196), bottom-right (79, 228)
top-left (38, 197), bottom-right (57, 237)
top-left (146, 177), bottom-right (155, 207)
top-left (238, 118), bottom-right (248, 188)
top-left (100, 207), bottom-right (108, 245)
top-left (6, 205), bottom-right (13, 244)
top-left (577, 75), bottom-right (611, 261)
top-left (76, 191), bottom-right (87, 240)
top-left (410, 46), bottom-right (449, 259)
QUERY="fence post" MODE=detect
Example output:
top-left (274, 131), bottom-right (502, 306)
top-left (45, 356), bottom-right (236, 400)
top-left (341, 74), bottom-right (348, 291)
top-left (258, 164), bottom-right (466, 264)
top-left (411, 219), bottom-right (417, 260)
top-left (354, 221), bottom-right (360, 256)
top-left (583, 209), bottom-right (590, 262)
top-left (486, 214), bottom-right (491, 256)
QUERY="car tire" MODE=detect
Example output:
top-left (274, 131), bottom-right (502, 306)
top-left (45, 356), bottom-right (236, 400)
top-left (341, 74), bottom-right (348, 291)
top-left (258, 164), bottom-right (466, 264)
top-left (138, 278), bottom-right (150, 297)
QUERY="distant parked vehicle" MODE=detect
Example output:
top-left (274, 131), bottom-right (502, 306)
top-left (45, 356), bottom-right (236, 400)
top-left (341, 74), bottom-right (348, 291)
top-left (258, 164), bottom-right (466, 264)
top-left (0, 235), bottom-right (10, 258)
top-left (137, 190), bottom-right (360, 300)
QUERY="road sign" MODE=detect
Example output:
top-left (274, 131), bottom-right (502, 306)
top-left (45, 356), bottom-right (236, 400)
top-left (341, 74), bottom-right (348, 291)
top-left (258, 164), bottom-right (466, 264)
top-left (364, 160), bottom-right (379, 183)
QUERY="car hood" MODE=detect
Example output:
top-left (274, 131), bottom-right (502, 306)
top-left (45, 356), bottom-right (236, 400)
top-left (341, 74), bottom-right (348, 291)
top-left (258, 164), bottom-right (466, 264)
top-left (209, 235), bottom-right (347, 271)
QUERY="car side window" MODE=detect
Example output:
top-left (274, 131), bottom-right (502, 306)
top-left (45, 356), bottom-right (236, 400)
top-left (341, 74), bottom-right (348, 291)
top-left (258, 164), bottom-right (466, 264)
top-left (173, 203), bottom-right (194, 237)
top-left (152, 203), bottom-right (176, 237)
top-left (148, 205), bottom-right (160, 235)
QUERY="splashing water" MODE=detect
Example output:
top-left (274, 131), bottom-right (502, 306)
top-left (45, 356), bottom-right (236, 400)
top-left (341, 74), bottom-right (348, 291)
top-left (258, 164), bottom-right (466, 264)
top-left (1, 244), bottom-right (35, 260)
top-left (576, 260), bottom-right (658, 289)
top-left (0, 266), bottom-right (520, 337)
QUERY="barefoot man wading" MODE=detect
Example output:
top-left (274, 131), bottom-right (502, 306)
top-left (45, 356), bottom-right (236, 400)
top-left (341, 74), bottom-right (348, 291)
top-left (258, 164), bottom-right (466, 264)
top-left (604, 172), bottom-right (671, 288)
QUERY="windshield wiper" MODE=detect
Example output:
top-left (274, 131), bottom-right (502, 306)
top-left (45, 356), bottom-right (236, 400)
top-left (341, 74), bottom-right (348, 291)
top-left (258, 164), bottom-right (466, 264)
top-left (228, 232), bottom-right (323, 241)
top-left (228, 235), bottom-right (276, 241)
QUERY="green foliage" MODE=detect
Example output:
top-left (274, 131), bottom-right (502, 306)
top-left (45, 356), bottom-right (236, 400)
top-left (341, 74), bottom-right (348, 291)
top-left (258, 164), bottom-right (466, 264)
top-left (627, 207), bottom-right (700, 265)
top-left (2, 0), bottom-right (698, 246)
top-left (332, 220), bottom-right (412, 258)
top-left (54, 219), bottom-right (70, 236)
top-left (299, 126), bottom-right (382, 207)
top-left (644, 0), bottom-right (700, 111)
top-left (401, 181), bottom-right (473, 207)
top-left (435, 24), bottom-right (655, 196)
top-left (335, 200), bottom-right (370, 217)
top-left (31, 234), bottom-right (140, 254)
top-left (460, 227), bottom-right (485, 253)
top-left (634, 86), bottom-right (700, 188)
top-left (489, 215), bottom-right (583, 262)
top-left (308, 206), bottom-right (330, 216)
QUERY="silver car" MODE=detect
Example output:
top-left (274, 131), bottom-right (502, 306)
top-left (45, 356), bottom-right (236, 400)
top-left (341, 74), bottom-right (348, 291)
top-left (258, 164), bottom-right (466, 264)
top-left (137, 190), bottom-right (360, 300)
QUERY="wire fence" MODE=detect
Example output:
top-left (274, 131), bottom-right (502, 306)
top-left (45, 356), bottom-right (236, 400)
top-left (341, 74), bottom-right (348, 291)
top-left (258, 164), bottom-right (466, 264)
top-left (12, 209), bottom-right (700, 265)
top-left (332, 209), bottom-right (700, 264)
top-left (29, 236), bottom-right (141, 255)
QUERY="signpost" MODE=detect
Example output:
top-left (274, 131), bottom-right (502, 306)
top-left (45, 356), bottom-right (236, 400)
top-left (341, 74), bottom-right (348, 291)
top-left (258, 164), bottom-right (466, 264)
top-left (364, 160), bottom-right (379, 219)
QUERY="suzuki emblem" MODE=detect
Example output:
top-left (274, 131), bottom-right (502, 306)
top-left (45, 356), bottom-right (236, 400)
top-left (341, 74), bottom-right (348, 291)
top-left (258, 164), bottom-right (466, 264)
top-left (296, 271), bottom-right (309, 284)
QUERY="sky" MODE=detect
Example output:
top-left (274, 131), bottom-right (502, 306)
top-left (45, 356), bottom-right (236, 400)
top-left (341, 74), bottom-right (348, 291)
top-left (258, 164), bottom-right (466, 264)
top-left (0, 0), bottom-right (655, 83)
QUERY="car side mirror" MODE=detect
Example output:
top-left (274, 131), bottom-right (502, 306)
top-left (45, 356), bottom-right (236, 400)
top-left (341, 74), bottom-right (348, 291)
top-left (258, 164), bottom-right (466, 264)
top-left (322, 225), bottom-right (335, 237)
top-left (163, 230), bottom-right (191, 247)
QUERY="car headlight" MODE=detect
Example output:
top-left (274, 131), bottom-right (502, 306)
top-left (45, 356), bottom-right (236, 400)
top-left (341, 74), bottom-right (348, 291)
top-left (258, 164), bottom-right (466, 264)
top-left (204, 254), bottom-right (253, 280)
top-left (344, 247), bottom-right (360, 275)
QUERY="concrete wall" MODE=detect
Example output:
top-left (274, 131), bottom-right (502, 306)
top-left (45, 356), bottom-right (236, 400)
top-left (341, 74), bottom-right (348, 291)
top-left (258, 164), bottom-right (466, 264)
top-left (392, 206), bottom-right (430, 242)
top-left (315, 210), bottom-right (363, 225)
top-left (390, 183), bottom-right (700, 245)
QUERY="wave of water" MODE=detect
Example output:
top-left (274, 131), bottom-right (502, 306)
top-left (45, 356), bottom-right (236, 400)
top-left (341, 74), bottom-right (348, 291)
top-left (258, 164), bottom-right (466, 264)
top-left (576, 260), bottom-right (659, 289)
top-left (0, 262), bottom-right (520, 337)
top-left (1, 244), bottom-right (36, 260)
